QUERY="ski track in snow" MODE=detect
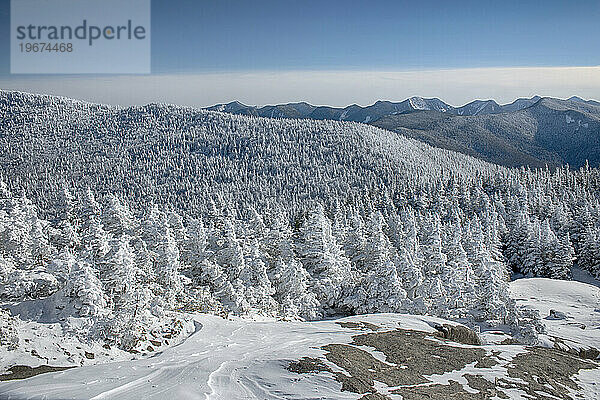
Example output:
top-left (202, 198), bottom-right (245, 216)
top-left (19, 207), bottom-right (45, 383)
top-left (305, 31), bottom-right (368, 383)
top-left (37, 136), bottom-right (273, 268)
top-left (0, 314), bottom-right (411, 400)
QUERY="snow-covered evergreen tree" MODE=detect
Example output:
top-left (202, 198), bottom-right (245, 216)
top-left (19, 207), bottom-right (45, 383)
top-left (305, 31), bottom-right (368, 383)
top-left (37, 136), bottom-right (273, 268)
top-left (579, 227), bottom-right (600, 279)
top-left (350, 212), bottom-right (407, 313)
top-left (61, 253), bottom-right (108, 318)
top-left (296, 205), bottom-right (352, 312)
top-left (538, 220), bottom-right (572, 279)
top-left (271, 258), bottom-right (320, 320)
top-left (102, 194), bottom-right (135, 238)
top-left (442, 221), bottom-right (475, 317)
top-left (141, 206), bottom-right (187, 308)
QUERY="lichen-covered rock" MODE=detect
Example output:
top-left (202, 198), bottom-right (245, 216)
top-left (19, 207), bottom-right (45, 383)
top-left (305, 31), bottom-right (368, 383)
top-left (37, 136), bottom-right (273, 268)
top-left (434, 324), bottom-right (481, 345)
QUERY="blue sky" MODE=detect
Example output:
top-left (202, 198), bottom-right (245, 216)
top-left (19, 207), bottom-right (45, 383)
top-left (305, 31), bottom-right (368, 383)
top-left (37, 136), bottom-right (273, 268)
top-left (147, 0), bottom-right (600, 72)
top-left (0, 0), bottom-right (599, 106)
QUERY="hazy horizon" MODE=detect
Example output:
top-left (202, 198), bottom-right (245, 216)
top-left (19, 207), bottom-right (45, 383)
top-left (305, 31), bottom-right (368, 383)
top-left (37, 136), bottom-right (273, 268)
top-left (2, 66), bottom-right (599, 109)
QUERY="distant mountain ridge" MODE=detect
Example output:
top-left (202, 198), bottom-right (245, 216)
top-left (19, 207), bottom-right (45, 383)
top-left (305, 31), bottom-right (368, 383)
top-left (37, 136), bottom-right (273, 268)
top-left (206, 95), bottom-right (600, 168)
top-left (207, 96), bottom-right (462, 122)
top-left (206, 95), bottom-right (600, 121)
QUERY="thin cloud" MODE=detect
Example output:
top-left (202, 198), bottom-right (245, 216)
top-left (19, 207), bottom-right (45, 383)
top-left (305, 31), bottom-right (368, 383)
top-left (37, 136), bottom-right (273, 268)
top-left (1, 66), bottom-right (599, 108)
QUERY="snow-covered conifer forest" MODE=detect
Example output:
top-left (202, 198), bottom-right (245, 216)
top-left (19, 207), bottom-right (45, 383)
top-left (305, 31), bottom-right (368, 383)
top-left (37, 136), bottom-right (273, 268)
top-left (1, 90), bottom-right (599, 361)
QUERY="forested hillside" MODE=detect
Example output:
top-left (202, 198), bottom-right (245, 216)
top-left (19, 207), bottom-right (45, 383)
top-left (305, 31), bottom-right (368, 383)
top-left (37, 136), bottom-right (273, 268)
top-left (208, 96), bottom-right (600, 169)
top-left (374, 98), bottom-right (600, 168)
top-left (1, 90), bottom-right (600, 351)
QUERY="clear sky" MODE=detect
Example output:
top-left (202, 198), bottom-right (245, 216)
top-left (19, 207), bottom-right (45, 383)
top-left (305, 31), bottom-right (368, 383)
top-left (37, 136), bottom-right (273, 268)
top-left (0, 0), bottom-right (599, 106)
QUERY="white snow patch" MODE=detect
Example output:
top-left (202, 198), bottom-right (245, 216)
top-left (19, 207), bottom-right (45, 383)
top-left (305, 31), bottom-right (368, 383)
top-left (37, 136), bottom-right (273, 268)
top-left (0, 319), bottom-right (135, 370)
top-left (480, 330), bottom-right (513, 345)
top-left (424, 345), bottom-right (528, 397)
top-left (569, 368), bottom-right (600, 399)
top-left (510, 278), bottom-right (600, 353)
top-left (475, 103), bottom-right (487, 115)
top-left (356, 345), bottom-right (394, 365)
top-left (373, 380), bottom-right (404, 399)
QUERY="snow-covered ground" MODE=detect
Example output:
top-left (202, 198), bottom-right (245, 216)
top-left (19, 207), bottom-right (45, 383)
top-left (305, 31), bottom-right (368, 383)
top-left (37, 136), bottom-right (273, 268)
top-left (0, 314), bottom-right (451, 399)
top-left (510, 277), bottom-right (600, 353)
top-left (0, 278), bottom-right (599, 399)
top-left (0, 318), bottom-right (132, 370)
